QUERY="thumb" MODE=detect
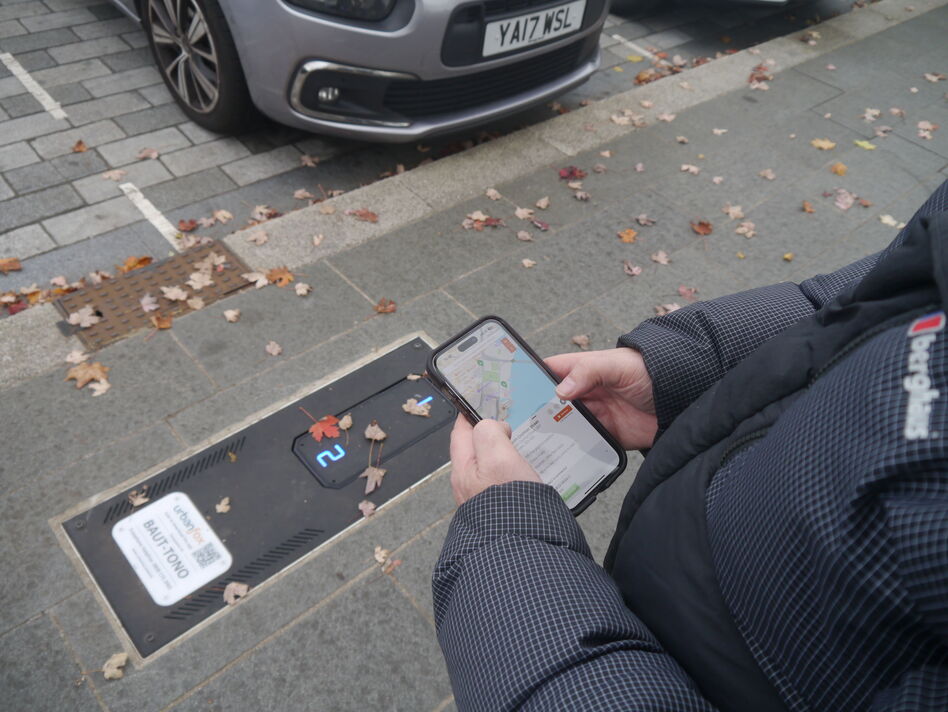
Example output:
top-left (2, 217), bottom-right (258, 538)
top-left (555, 352), bottom-right (637, 399)
top-left (472, 419), bottom-right (515, 459)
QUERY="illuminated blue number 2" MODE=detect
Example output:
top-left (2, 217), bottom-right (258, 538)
top-left (315, 444), bottom-right (346, 468)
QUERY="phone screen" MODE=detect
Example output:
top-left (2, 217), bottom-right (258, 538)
top-left (434, 319), bottom-right (621, 509)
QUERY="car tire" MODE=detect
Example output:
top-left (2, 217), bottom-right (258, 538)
top-left (142, 0), bottom-right (259, 133)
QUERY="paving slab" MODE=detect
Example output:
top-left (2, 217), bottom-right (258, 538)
top-left (66, 90), bottom-right (151, 127)
top-left (97, 126), bottom-right (191, 167)
top-left (72, 155), bottom-right (172, 204)
top-left (0, 222), bottom-right (55, 259)
top-left (0, 182), bottom-right (83, 233)
top-left (0, 302), bottom-right (80, 391)
top-left (42, 193), bottom-right (145, 244)
top-left (30, 118), bottom-right (126, 159)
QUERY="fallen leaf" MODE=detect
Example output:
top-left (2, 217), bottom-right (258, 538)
top-left (802, 200), bottom-right (816, 213)
top-left (138, 147), bottom-right (159, 160)
top-left (879, 214), bottom-right (906, 228)
top-left (783, 252), bottom-right (795, 262)
top-left (72, 140), bottom-right (88, 153)
top-left (213, 209), bottom-right (233, 223)
top-left (374, 545), bottom-right (391, 565)
top-left (566, 181), bottom-right (583, 190)
top-left (345, 207), bottom-right (379, 223)
top-left (313, 234), bottom-right (325, 246)
top-left (635, 214), bottom-right (656, 226)
top-left (800, 29), bottom-right (821, 45)
top-left (515, 207), bottom-right (534, 220)
top-left (736, 251), bottom-right (746, 259)
top-left (833, 187), bottom-right (857, 211)
top-left (89, 380), bottom-right (111, 397)
top-left (215, 497), bottom-right (231, 514)
top-left (853, 139), bottom-right (877, 150)
top-left (186, 271), bottom-right (213, 290)
top-left (102, 653), bottom-right (128, 681)
top-left (360, 466), bottom-right (387, 495)
top-left (678, 285), bottom-right (699, 301)
top-left (574, 191), bottom-right (591, 201)
top-left (339, 413), bottom-right (353, 430)
top-left (923, 72), bottom-right (946, 82)
top-left (655, 303), bottom-right (681, 316)
top-left (651, 251), bottom-right (671, 265)
top-left (712, 128), bottom-right (728, 136)
top-left (150, 314), bottom-right (173, 329)
top-left (116, 255), bottom-right (152, 274)
top-left (223, 582), bottom-right (249, 606)
top-left (516, 230), bottom-right (533, 242)
top-left (600, 150), bottom-right (613, 158)
top-left (160, 285), bottom-right (189, 301)
top-left (830, 162), bottom-right (848, 176)
top-left (67, 305), bottom-right (101, 328)
top-left (657, 112), bottom-right (676, 122)
top-left (306, 413), bottom-right (340, 442)
top-left (722, 203), bottom-right (744, 220)
top-left (758, 168), bottom-right (776, 181)
top-left (535, 196), bottom-right (550, 210)
top-left (89, 270), bottom-right (112, 284)
top-left (265, 340), bottom-right (282, 356)
top-left (862, 108), bottom-right (881, 123)
top-left (634, 162), bottom-right (646, 173)
top-left (485, 188), bottom-right (502, 200)
top-left (617, 228), bottom-right (638, 243)
top-left (223, 309), bottom-right (240, 322)
top-left (300, 154), bottom-right (319, 167)
top-left (186, 297), bottom-right (204, 310)
top-left (373, 297), bottom-right (396, 314)
top-left (712, 176), bottom-right (724, 185)
top-left (102, 169), bottom-right (127, 181)
top-left (521, 258), bottom-right (537, 268)
top-left (531, 218), bottom-right (550, 231)
top-left (294, 188), bottom-right (315, 200)
top-left (571, 334), bottom-right (590, 350)
top-left (358, 500), bottom-right (376, 518)
top-left (383, 558), bottom-right (402, 575)
top-left (246, 231), bottom-right (268, 246)
top-left (0, 257), bottom-right (22, 274)
top-left (681, 164), bottom-right (701, 175)
top-left (676, 135), bottom-right (689, 144)
top-left (267, 266), bottom-right (294, 287)
top-left (810, 138), bottom-right (836, 150)
top-left (128, 488), bottom-right (149, 507)
top-left (364, 420), bottom-right (387, 441)
top-left (690, 220), bottom-right (713, 235)
top-left (197, 216), bottom-right (216, 228)
top-left (177, 218), bottom-right (198, 233)
top-left (735, 221), bottom-right (756, 238)
top-left (623, 260), bottom-right (642, 277)
top-left (65, 349), bottom-right (89, 364)
top-left (402, 397), bottom-right (432, 417)
top-left (251, 205), bottom-right (280, 222)
top-left (558, 166), bottom-right (587, 180)
top-left (295, 282), bottom-right (312, 296)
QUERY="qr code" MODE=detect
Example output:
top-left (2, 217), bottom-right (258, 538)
top-left (192, 542), bottom-right (221, 568)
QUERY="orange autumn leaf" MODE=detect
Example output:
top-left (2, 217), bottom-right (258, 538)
top-left (374, 297), bottom-right (397, 314)
top-left (830, 162), bottom-right (848, 176)
top-left (802, 200), bottom-right (816, 214)
top-left (116, 256), bottom-right (153, 274)
top-left (150, 314), bottom-right (173, 329)
top-left (0, 257), bottom-right (22, 274)
top-left (309, 414), bottom-right (340, 442)
top-left (178, 219), bottom-right (198, 232)
top-left (266, 266), bottom-right (295, 287)
top-left (345, 208), bottom-right (379, 223)
top-left (690, 220), bottom-right (713, 235)
top-left (617, 228), bottom-right (638, 243)
top-left (72, 140), bottom-right (88, 153)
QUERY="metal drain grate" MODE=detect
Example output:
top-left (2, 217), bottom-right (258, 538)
top-left (54, 242), bottom-right (250, 351)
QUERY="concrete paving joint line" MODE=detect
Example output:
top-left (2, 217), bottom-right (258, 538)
top-left (220, 0), bottom-right (947, 275)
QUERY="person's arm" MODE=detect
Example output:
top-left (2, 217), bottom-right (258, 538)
top-left (622, 253), bottom-right (880, 432)
top-left (434, 481), bottom-right (717, 711)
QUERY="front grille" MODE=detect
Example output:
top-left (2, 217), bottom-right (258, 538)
top-left (483, 0), bottom-right (559, 18)
top-left (385, 41), bottom-right (585, 118)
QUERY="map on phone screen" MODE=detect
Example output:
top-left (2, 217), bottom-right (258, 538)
top-left (436, 319), bottom-right (620, 508)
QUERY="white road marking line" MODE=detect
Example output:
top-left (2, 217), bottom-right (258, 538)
top-left (0, 52), bottom-right (68, 120)
top-left (119, 182), bottom-right (182, 251)
top-left (610, 34), bottom-right (670, 66)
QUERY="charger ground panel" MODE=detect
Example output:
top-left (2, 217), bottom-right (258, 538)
top-left (63, 338), bottom-right (455, 658)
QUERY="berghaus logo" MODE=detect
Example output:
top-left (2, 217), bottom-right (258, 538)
top-left (903, 311), bottom-right (944, 440)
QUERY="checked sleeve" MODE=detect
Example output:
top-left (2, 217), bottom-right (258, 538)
top-left (432, 481), bottom-right (716, 712)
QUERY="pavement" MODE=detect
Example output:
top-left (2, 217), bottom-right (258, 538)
top-left (0, 0), bottom-right (867, 292)
top-left (2, 0), bottom-right (947, 710)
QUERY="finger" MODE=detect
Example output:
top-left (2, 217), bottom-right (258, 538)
top-left (472, 419), bottom-right (520, 466)
top-left (544, 352), bottom-right (588, 379)
top-left (555, 351), bottom-right (632, 399)
top-left (449, 414), bottom-right (476, 469)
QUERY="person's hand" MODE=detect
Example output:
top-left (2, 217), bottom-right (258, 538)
top-left (546, 348), bottom-right (658, 450)
top-left (449, 416), bottom-right (541, 506)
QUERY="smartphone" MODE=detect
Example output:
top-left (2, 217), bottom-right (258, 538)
top-left (427, 316), bottom-right (627, 514)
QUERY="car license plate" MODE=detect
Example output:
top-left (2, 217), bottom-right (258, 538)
top-left (482, 0), bottom-right (587, 58)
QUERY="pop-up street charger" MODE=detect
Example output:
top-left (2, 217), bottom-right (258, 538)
top-left (56, 335), bottom-right (455, 659)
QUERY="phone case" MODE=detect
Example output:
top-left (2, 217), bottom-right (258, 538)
top-left (426, 315), bottom-right (628, 515)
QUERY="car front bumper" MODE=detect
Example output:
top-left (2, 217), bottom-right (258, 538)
top-left (220, 0), bottom-right (606, 141)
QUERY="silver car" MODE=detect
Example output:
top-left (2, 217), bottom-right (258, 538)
top-left (109, 0), bottom-right (606, 142)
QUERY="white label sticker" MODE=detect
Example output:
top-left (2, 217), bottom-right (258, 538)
top-left (112, 492), bottom-right (232, 607)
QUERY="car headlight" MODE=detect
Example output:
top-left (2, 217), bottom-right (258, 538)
top-left (289, 0), bottom-right (396, 21)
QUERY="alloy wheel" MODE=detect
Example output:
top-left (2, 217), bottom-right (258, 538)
top-left (147, 0), bottom-right (221, 113)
